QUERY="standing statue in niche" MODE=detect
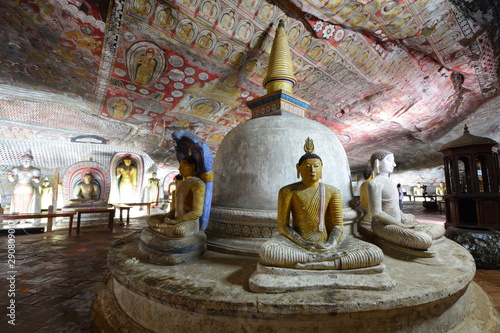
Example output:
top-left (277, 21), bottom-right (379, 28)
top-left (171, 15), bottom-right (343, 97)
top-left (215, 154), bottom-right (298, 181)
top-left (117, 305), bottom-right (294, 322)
top-left (367, 151), bottom-right (445, 251)
top-left (39, 178), bottom-right (53, 210)
top-left (116, 155), bottom-right (138, 202)
top-left (258, 138), bottom-right (384, 270)
top-left (8, 150), bottom-right (41, 214)
top-left (143, 172), bottom-right (160, 206)
top-left (147, 156), bottom-right (205, 238)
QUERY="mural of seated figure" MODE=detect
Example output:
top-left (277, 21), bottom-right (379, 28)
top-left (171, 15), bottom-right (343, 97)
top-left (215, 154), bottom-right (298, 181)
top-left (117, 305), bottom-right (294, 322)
top-left (249, 138), bottom-right (394, 293)
top-left (367, 150), bottom-right (445, 259)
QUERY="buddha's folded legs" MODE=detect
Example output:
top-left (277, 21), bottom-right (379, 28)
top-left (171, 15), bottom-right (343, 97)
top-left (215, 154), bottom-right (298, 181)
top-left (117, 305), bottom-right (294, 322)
top-left (425, 223), bottom-right (446, 239)
top-left (259, 236), bottom-right (384, 270)
top-left (162, 219), bottom-right (199, 238)
top-left (147, 214), bottom-right (167, 228)
top-left (147, 214), bottom-right (199, 238)
top-left (372, 219), bottom-right (433, 250)
top-left (339, 245), bottom-right (384, 269)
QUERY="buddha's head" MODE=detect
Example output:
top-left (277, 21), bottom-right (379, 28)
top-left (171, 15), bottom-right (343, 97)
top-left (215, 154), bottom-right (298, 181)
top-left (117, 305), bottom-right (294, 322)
top-left (179, 156), bottom-right (197, 178)
top-left (297, 158), bottom-right (322, 184)
top-left (82, 171), bottom-right (94, 184)
top-left (297, 137), bottom-right (322, 184)
top-left (370, 150), bottom-right (395, 175)
top-left (146, 48), bottom-right (155, 58)
top-left (123, 156), bottom-right (133, 166)
top-left (363, 165), bottom-right (373, 180)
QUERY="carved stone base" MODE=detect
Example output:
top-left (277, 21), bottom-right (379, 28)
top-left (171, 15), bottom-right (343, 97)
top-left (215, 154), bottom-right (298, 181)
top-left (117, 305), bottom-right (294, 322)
top-left (92, 233), bottom-right (499, 332)
top-left (249, 263), bottom-right (396, 293)
top-left (139, 227), bottom-right (207, 265)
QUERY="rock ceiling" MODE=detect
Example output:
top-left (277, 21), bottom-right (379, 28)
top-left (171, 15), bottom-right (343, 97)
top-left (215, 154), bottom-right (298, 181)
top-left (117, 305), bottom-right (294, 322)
top-left (0, 0), bottom-right (498, 172)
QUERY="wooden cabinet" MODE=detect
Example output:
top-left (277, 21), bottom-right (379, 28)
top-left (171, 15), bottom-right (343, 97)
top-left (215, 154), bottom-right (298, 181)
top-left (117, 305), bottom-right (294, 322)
top-left (440, 125), bottom-right (499, 227)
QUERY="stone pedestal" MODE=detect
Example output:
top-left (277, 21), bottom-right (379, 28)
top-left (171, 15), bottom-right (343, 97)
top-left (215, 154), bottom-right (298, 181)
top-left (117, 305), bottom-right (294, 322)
top-left (249, 263), bottom-right (395, 293)
top-left (92, 233), bottom-right (499, 332)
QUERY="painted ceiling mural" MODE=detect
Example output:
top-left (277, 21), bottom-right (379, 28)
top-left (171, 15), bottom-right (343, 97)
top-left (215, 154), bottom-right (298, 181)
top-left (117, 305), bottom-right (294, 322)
top-left (0, 0), bottom-right (498, 171)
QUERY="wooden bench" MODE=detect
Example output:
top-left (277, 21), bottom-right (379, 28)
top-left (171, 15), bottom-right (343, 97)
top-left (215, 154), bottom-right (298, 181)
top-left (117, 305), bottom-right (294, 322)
top-left (121, 202), bottom-right (151, 215)
top-left (0, 212), bottom-right (76, 232)
top-left (69, 207), bottom-right (115, 235)
top-left (113, 204), bottom-right (131, 224)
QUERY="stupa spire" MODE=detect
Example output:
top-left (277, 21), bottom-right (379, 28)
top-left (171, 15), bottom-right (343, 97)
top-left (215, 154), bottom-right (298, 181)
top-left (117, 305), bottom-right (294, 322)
top-left (246, 20), bottom-right (309, 118)
top-left (263, 20), bottom-right (297, 94)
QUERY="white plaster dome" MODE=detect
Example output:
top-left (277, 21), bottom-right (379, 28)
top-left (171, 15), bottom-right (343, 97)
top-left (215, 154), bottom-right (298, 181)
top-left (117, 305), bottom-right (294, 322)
top-left (212, 115), bottom-right (354, 210)
top-left (207, 114), bottom-right (359, 255)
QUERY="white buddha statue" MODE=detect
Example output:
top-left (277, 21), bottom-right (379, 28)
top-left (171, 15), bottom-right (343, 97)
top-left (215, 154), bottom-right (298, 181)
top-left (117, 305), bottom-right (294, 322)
top-left (7, 150), bottom-right (41, 214)
top-left (367, 150), bottom-right (445, 251)
top-left (413, 182), bottom-right (424, 196)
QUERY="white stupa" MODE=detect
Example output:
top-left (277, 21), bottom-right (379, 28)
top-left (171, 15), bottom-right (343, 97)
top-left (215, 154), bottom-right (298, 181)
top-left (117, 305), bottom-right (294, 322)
top-left (206, 20), bottom-right (359, 255)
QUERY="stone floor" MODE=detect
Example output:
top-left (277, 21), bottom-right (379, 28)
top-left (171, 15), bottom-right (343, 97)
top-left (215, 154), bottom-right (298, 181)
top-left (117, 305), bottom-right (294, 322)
top-left (0, 202), bottom-right (499, 333)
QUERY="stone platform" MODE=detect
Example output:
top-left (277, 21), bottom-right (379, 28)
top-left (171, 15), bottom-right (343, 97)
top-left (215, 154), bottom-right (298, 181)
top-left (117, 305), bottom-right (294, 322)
top-left (92, 231), bottom-right (499, 332)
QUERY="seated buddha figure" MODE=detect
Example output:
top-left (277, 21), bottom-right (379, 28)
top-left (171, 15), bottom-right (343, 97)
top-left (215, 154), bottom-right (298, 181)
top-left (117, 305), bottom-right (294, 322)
top-left (259, 138), bottom-right (384, 270)
top-left (73, 171), bottom-right (100, 201)
top-left (367, 151), bottom-right (445, 251)
top-left (147, 156), bottom-right (205, 238)
top-left (436, 182), bottom-right (446, 197)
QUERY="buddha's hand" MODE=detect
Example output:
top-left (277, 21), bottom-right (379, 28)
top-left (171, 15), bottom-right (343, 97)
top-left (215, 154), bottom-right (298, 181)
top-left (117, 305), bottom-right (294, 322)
top-left (401, 213), bottom-right (416, 225)
top-left (164, 218), bottom-right (179, 225)
top-left (147, 219), bottom-right (162, 228)
top-left (309, 240), bottom-right (337, 253)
